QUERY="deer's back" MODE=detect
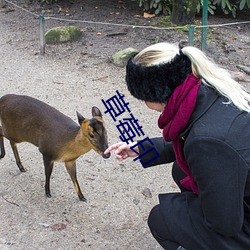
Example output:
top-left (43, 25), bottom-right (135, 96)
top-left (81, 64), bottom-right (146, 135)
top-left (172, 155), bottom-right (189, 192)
top-left (0, 94), bottom-right (79, 147)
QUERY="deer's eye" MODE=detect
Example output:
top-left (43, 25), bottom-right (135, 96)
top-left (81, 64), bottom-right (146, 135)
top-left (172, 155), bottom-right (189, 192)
top-left (89, 133), bottom-right (94, 139)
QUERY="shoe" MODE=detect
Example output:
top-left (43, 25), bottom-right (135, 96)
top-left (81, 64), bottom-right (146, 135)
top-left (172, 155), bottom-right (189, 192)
top-left (176, 246), bottom-right (187, 250)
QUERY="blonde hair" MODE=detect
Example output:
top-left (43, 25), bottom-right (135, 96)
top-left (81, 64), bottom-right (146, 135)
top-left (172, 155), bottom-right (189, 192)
top-left (134, 42), bottom-right (250, 113)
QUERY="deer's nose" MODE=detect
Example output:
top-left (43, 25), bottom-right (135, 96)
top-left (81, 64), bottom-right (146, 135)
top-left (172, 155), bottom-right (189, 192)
top-left (103, 152), bottom-right (111, 159)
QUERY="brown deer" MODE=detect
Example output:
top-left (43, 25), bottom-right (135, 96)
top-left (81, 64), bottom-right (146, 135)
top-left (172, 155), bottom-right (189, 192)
top-left (0, 94), bottom-right (110, 201)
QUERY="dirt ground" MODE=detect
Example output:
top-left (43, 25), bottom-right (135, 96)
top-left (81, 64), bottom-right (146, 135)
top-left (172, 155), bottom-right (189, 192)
top-left (0, 0), bottom-right (249, 249)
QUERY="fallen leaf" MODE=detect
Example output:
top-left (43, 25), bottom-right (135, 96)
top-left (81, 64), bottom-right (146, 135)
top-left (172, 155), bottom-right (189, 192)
top-left (51, 223), bottom-right (67, 231)
top-left (143, 12), bottom-right (155, 18)
top-left (142, 187), bottom-right (152, 198)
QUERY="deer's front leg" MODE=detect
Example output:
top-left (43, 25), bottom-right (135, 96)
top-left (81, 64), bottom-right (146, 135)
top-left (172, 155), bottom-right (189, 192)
top-left (43, 155), bottom-right (54, 198)
top-left (65, 160), bottom-right (86, 202)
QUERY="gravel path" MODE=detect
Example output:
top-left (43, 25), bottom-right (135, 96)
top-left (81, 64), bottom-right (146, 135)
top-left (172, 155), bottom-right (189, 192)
top-left (0, 4), bottom-right (176, 250)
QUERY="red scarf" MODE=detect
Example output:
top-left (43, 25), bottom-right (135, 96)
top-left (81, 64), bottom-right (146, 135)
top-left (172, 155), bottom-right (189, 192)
top-left (158, 73), bottom-right (200, 194)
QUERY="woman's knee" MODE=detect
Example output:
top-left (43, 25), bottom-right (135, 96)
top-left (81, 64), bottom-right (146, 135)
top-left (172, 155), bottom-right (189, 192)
top-left (148, 205), bottom-right (179, 249)
top-left (148, 204), bottom-right (161, 233)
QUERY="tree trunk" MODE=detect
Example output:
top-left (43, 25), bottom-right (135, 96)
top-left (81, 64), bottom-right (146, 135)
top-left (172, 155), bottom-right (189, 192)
top-left (171, 0), bottom-right (198, 25)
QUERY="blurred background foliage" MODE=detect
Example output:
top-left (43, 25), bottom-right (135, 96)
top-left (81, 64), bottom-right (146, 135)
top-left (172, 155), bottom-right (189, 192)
top-left (38, 0), bottom-right (250, 19)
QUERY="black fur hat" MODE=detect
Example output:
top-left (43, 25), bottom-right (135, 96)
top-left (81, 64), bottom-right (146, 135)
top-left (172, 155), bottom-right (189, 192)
top-left (125, 52), bottom-right (192, 103)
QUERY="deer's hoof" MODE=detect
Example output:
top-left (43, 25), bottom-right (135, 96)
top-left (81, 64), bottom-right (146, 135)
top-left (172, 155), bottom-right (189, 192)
top-left (46, 193), bottom-right (52, 198)
top-left (79, 196), bottom-right (87, 202)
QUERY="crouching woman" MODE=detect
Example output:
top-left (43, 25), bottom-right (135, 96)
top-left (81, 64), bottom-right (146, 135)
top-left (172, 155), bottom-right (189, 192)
top-left (105, 42), bottom-right (250, 250)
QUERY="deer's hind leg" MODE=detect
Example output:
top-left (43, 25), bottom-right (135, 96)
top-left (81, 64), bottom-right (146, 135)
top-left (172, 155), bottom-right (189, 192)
top-left (65, 161), bottom-right (86, 202)
top-left (0, 126), bottom-right (5, 159)
top-left (10, 141), bottom-right (26, 172)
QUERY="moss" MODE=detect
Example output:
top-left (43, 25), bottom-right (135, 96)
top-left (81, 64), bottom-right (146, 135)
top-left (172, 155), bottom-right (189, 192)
top-left (112, 48), bottom-right (138, 67)
top-left (152, 15), bottom-right (196, 32)
top-left (152, 16), bottom-right (172, 27)
top-left (45, 26), bottom-right (82, 44)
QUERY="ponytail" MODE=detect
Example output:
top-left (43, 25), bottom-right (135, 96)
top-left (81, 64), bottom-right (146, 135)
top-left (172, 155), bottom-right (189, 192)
top-left (182, 46), bottom-right (250, 112)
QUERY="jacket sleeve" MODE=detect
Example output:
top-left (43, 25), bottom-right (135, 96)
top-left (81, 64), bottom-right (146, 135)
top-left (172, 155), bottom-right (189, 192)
top-left (185, 136), bottom-right (248, 237)
top-left (137, 137), bottom-right (176, 168)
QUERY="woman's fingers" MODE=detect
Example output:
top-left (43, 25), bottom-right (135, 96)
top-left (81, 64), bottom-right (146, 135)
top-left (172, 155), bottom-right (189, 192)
top-left (104, 141), bottom-right (138, 160)
top-left (115, 143), bottom-right (130, 155)
top-left (104, 142), bottom-right (125, 154)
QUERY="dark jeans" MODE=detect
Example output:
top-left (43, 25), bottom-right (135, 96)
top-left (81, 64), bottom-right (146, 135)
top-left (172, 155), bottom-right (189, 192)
top-left (148, 162), bottom-right (188, 250)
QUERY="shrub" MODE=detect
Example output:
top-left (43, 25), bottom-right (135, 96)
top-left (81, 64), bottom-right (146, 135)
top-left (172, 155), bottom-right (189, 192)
top-left (38, 0), bottom-right (58, 4)
top-left (136, 0), bottom-right (250, 17)
top-left (135, 0), bottom-right (172, 15)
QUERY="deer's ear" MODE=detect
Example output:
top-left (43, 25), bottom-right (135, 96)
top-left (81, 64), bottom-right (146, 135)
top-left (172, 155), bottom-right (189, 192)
top-left (76, 111), bottom-right (85, 125)
top-left (92, 106), bottom-right (102, 118)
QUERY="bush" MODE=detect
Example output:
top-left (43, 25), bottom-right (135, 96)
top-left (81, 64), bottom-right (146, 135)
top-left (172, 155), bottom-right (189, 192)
top-left (38, 0), bottom-right (58, 4)
top-left (136, 0), bottom-right (250, 18)
top-left (135, 0), bottom-right (172, 15)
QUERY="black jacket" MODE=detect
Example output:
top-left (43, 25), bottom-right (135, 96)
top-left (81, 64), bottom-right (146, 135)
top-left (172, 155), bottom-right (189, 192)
top-left (139, 84), bottom-right (250, 249)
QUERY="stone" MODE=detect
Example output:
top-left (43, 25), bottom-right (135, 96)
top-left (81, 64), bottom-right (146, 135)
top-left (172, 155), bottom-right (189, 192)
top-left (112, 47), bottom-right (138, 67)
top-left (0, 0), bottom-right (6, 8)
top-left (44, 26), bottom-right (82, 44)
top-left (142, 187), bottom-right (152, 198)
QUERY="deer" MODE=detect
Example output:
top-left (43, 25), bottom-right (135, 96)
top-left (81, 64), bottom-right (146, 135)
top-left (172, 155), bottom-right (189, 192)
top-left (0, 94), bottom-right (111, 202)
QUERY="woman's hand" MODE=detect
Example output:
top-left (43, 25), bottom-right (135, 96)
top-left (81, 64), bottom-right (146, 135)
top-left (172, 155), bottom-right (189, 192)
top-left (104, 141), bottom-right (139, 160)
